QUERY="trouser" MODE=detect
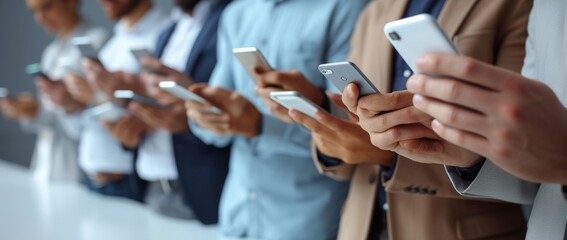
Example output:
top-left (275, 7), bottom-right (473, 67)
top-left (144, 180), bottom-right (195, 220)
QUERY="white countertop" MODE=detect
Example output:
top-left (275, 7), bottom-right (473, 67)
top-left (0, 160), bottom-right (219, 240)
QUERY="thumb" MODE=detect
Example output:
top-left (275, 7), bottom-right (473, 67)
top-left (189, 83), bottom-right (209, 96)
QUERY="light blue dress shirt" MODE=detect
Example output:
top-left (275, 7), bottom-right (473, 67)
top-left (190, 0), bottom-right (368, 239)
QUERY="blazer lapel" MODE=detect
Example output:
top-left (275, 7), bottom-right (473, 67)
top-left (155, 23), bottom-right (177, 58)
top-left (438, 0), bottom-right (479, 38)
top-left (377, 0), bottom-right (408, 93)
top-left (185, 1), bottom-right (226, 75)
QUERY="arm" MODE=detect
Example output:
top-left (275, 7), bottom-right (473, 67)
top-left (445, 161), bottom-right (539, 204)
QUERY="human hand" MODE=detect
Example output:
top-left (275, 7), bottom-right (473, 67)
top-left (102, 114), bottom-right (152, 148)
top-left (185, 83), bottom-right (261, 138)
top-left (128, 101), bottom-right (188, 134)
top-left (64, 72), bottom-right (95, 105)
top-left (289, 93), bottom-right (393, 165)
top-left (36, 77), bottom-right (85, 113)
top-left (139, 57), bottom-right (193, 105)
top-left (407, 54), bottom-right (567, 184)
top-left (0, 93), bottom-right (39, 120)
top-left (343, 83), bottom-right (482, 168)
top-left (254, 67), bottom-right (324, 123)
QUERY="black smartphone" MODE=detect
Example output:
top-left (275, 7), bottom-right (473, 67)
top-left (25, 63), bottom-right (53, 82)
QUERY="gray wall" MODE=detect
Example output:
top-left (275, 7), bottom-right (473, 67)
top-left (0, 1), bottom-right (174, 167)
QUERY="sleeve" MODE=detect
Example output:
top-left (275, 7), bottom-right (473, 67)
top-left (188, 11), bottom-right (235, 147)
top-left (311, 142), bottom-right (356, 181)
top-left (58, 110), bottom-right (86, 141)
top-left (494, 0), bottom-right (533, 73)
top-left (88, 27), bottom-right (110, 51)
top-left (445, 161), bottom-right (539, 205)
top-left (520, 1), bottom-right (538, 80)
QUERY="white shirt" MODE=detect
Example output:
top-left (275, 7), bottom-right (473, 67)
top-left (72, 7), bottom-right (171, 175)
top-left (25, 22), bottom-right (108, 183)
top-left (137, 2), bottom-right (213, 181)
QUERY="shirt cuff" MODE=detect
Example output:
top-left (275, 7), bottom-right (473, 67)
top-left (381, 155), bottom-right (398, 181)
top-left (452, 159), bottom-right (486, 182)
top-left (317, 149), bottom-right (342, 167)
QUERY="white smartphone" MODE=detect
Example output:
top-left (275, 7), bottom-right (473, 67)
top-left (91, 102), bottom-right (126, 122)
top-left (113, 90), bottom-right (165, 108)
top-left (158, 81), bottom-right (222, 114)
top-left (270, 91), bottom-right (324, 119)
top-left (233, 47), bottom-right (273, 83)
top-left (318, 61), bottom-right (379, 97)
top-left (384, 14), bottom-right (460, 74)
top-left (71, 37), bottom-right (100, 62)
top-left (130, 48), bottom-right (153, 62)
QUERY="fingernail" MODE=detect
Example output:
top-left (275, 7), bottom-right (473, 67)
top-left (406, 76), bottom-right (418, 90)
top-left (416, 55), bottom-right (429, 67)
top-left (431, 119), bottom-right (442, 130)
top-left (413, 94), bottom-right (425, 107)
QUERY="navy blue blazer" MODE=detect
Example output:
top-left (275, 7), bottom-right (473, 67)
top-left (154, 0), bottom-right (231, 225)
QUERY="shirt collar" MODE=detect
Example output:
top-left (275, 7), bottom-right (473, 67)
top-left (114, 6), bottom-right (166, 35)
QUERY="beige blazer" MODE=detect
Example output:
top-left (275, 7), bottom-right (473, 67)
top-left (313, 0), bottom-right (533, 239)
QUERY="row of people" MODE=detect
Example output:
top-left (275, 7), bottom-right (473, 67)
top-left (1, 0), bottom-right (565, 239)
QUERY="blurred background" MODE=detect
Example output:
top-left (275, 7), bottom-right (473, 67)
top-left (0, 1), bottom-right (175, 167)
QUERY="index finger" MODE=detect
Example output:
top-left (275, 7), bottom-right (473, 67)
top-left (342, 83), bottom-right (360, 115)
top-left (358, 90), bottom-right (413, 113)
top-left (417, 54), bottom-right (516, 91)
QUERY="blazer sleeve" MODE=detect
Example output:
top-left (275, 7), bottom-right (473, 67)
top-left (445, 161), bottom-right (539, 205)
top-left (311, 142), bottom-right (355, 181)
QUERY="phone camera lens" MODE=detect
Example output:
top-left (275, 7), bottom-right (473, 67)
top-left (341, 76), bottom-right (348, 81)
top-left (321, 69), bottom-right (333, 75)
top-left (389, 32), bottom-right (401, 41)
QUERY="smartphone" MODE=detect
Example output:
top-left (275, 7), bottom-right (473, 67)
top-left (233, 47), bottom-right (273, 83)
top-left (158, 81), bottom-right (222, 114)
top-left (72, 37), bottom-right (100, 62)
top-left (270, 91), bottom-right (324, 119)
top-left (113, 90), bottom-right (165, 108)
top-left (91, 102), bottom-right (126, 122)
top-left (318, 61), bottom-right (379, 97)
top-left (25, 63), bottom-right (53, 82)
top-left (130, 48), bottom-right (153, 62)
top-left (384, 14), bottom-right (460, 74)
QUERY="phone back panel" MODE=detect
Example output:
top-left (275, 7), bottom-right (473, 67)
top-left (233, 48), bottom-right (273, 82)
top-left (319, 62), bottom-right (379, 96)
top-left (384, 14), bottom-right (459, 74)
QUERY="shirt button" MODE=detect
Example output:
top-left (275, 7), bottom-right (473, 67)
top-left (249, 192), bottom-right (257, 201)
top-left (382, 203), bottom-right (389, 211)
top-left (403, 69), bottom-right (412, 78)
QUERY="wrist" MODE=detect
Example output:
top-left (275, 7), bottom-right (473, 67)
top-left (243, 112), bottom-right (262, 138)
